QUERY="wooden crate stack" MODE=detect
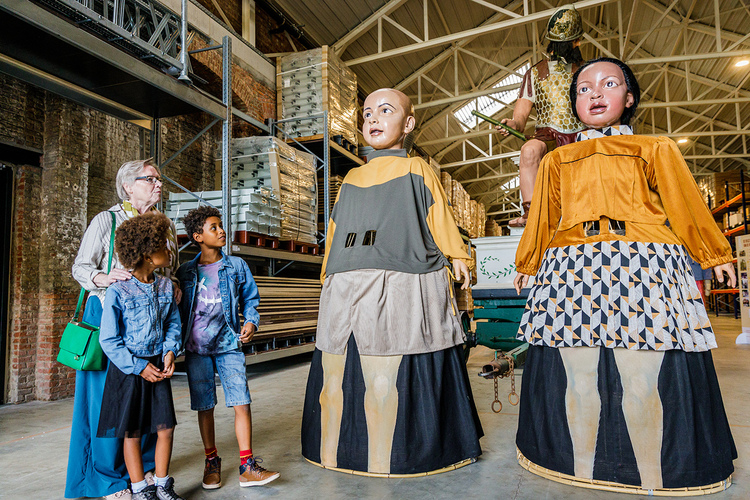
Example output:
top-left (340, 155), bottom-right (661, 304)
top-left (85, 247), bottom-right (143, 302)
top-left (277, 46), bottom-right (357, 146)
top-left (230, 137), bottom-right (318, 245)
top-left (253, 277), bottom-right (320, 343)
top-left (440, 171), bottom-right (486, 238)
top-left (165, 189), bottom-right (282, 240)
top-left (697, 171), bottom-right (750, 208)
top-left (485, 218), bottom-right (502, 236)
top-left (317, 174), bottom-right (343, 231)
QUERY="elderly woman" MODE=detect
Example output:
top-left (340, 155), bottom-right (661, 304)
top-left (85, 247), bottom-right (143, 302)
top-left (65, 159), bottom-right (180, 500)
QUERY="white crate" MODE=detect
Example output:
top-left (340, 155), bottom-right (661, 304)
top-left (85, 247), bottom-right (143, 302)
top-left (471, 236), bottom-right (522, 288)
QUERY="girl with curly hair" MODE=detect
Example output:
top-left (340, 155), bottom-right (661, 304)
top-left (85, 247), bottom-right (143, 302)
top-left (97, 212), bottom-right (184, 500)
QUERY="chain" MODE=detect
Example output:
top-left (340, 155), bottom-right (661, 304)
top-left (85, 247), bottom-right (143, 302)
top-left (507, 355), bottom-right (519, 406)
top-left (492, 376), bottom-right (502, 413)
top-left (490, 354), bottom-right (519, 412)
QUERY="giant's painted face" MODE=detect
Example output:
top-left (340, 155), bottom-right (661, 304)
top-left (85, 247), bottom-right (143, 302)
top-left (362, 89), bottom-right (415, 150)
top-left (574, 61), bottom-right (634, 129)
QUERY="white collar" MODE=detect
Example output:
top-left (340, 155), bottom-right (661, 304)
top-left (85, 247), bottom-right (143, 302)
top-left (576, 125), bottom-right (634, 142)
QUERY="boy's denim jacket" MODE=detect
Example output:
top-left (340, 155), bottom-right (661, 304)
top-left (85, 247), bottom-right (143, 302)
top-left (99, 275), bottom-right (182, 375)
top-left (177, 252), bottom-right (260, 353)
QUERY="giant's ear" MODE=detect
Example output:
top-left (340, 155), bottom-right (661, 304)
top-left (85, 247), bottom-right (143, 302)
top-left (193, 231), bottom-right (204, 243)
top-left (625, 92), bottom-right (635, 109)
top-left (403, 115), bottom-right (416, 134)
top-left (123, 182), bottom-right (135, 198)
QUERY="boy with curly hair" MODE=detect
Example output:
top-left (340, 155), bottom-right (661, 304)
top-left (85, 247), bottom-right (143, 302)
top-left (98, 212), bottom-right (184, 500)
top-left (176, 205), bottom-right (279, 490)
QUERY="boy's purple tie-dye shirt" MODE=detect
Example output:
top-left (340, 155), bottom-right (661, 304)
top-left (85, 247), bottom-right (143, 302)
top-left (186, 261), bottom-right (231, 354)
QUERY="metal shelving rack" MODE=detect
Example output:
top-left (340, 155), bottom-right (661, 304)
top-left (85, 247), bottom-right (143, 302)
top-left (267, 111), bottom-right (364, 245)
top-left (2, 0), bottom-right (325, 361)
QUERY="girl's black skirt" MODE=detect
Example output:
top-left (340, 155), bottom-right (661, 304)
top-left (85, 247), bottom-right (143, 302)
top-left (97, 355), bottom-right (177, 439)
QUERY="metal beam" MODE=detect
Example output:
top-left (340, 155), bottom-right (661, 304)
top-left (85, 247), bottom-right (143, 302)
top-left (628, 49), bottom-right (750, 65)
top-left (413, 82), bottom-right (520, 110)
top-left (345, 0), bottom-right (618, 66)
top-left (332, 0), bottom-right (411, 54)
top-left (393, 0), bottom-right (526, 91)
top-left (443, 152), bottom-right (520, 170)
top-left (0, 0), bottom-right (225, 119)
top-left (640, 97), bottom-right (750, 108)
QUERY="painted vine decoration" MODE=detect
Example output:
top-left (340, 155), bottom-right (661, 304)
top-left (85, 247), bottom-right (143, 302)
top-left (479, 256), bottom-right (516, 280)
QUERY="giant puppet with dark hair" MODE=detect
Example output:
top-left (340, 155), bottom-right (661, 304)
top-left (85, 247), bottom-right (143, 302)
top-left (496, 4), bottom-right (586, 227)
top-left (512, 57), bottom-right (737, 494)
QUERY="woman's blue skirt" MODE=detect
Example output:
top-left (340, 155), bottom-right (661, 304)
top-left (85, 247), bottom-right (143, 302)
top-left (64, 296), bottom-right (157, 498)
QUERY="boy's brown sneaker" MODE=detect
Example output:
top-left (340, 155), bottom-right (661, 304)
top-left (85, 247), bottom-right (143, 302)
top-left (202, 456), bottom-right (222, 489)
top-left (238, 458), bottom-right (280, 487)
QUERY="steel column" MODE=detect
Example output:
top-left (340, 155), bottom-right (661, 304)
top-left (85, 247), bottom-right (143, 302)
top-left (222, 36), bottom-right (232, 255)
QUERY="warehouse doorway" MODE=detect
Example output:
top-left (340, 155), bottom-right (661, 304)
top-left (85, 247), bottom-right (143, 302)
top-left (0, 164), bottom-right (11, 403)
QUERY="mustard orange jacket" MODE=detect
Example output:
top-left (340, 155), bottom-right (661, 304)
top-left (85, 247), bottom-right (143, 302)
top-left (516, 135), bottom-right (732, 275)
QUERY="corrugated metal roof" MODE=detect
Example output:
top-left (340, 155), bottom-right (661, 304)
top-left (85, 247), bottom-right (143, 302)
top-left (268, 0), bottom-right (750, 220)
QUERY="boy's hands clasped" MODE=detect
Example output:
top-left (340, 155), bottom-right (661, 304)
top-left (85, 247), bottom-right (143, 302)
top-left (140, 351), bottom-right (176, 382)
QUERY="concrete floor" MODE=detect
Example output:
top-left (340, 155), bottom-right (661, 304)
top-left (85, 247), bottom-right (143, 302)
top-left (2, 316), bottom-right (749, 500)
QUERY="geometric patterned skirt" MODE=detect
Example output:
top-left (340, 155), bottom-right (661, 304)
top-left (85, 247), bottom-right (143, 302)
top-left (518, 241), bottom-right (716, 351)
top-left (516, 345), bottom-right (736, 492)
top-left (302, 335), bottom-right (483, 476)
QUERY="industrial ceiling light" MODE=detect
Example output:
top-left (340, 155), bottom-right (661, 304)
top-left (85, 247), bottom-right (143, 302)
top-left (677, 138), bottom-right (689, 144)
top-left (736, 60), bottom-right (750, 67)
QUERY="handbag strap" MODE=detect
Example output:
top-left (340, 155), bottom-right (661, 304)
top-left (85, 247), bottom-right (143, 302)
top-left (73, 211), bottom-right (117, 321)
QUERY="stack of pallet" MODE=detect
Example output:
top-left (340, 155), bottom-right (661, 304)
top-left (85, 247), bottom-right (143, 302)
top-left (231, 137), bottom-right (318, 245)
top-left (277, 46), bottom-right (357, 147)
top-left (440, 171), bottom-right (486, 238)
top-left (317, 174), bottom-right (343, 231)
top-left (485, 218), bottom-right (502, 236)
top-left (252, 277), bottom-right (321, 346)
top-left (165, 188), bottom-right (282, 239)
top-left (455, 287), bottom-right (474, 312)
top-left (697, 171), bottom-right (750, 208)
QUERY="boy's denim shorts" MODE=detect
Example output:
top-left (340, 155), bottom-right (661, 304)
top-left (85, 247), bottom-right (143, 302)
top-left (185, 349), bottom-right (251, 410)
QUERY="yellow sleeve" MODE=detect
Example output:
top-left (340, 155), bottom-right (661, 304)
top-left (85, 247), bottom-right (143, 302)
top-left (515, 152), bottom-right (562, 275)
top-left (320, 219), bottom-right (336, 284)
top-left (421, 160), bottom-right (473, 270)
top-left (651, 138), bottom-right (732, 268)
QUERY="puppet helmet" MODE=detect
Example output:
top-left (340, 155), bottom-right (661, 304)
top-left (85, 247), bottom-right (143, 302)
top-left (546, 4), bottom-right (583, 42)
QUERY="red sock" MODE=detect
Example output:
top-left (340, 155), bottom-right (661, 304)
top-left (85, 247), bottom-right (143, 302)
top-left (205, 447), bottom-right (218, 459)
top-left (240, 449), bottom-right (253, 466)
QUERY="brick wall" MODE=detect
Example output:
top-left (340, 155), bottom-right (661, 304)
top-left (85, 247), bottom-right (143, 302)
top-left (255, 5), bottom-right (296, 55)
top-left (189, 37), bottom-right (276, 125)
top-left (194, 0), bottom-right (242, 34)
top-left (36, 96), bottom-right (92, 400)
top-left (160, 114), bottom-right (218, 196)
top-left (1, 75), bottom-right (222, 402)
top-left (87, 114), bottom-right (143, 220)
top-left (8, 166), bottom-right (42, 403)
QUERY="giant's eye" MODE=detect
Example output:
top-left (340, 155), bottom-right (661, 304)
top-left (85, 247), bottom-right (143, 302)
top-left (364, 112), bottom-right (371, 119)
top-left (382, 108), bottom-right (393, 113)
top-left (605, 80), bottom-right (617, 88)
top-left (577, 85), bottom-right (589, 94)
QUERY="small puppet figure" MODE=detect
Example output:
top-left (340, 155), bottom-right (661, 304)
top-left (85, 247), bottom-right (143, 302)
top-left (512, 57), bottom-right (737, 493)
top-left (497, 4), bottom-right (586, 227)
top-left (301, 88), bottom-right (483, 476)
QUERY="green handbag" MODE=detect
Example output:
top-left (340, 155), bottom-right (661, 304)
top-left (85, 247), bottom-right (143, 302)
top-left (57, 212), bottom-right (116, 371)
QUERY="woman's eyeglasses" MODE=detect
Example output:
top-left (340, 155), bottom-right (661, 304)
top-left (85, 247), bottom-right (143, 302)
top-left (135, 175), bottom-right (163, 185)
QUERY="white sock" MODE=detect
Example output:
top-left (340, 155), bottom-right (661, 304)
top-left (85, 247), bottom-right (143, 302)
top-left (131, 479), bottom-right (148, 493)
top-left (155, 475), bottom-right (170, 488)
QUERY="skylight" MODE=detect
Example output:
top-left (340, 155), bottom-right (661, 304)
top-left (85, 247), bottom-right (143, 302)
top-left (454, 63), bottom-right (530, 130)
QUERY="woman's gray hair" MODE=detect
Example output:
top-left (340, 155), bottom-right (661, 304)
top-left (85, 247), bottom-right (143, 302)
top-left (115, 158), bottom-right (160, 200)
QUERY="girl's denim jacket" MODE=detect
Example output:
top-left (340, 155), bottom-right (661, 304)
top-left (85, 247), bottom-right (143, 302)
top-left (99, 275), bottom-right (182, 375)
top-left (176, 252), bottom-right (260, 353)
